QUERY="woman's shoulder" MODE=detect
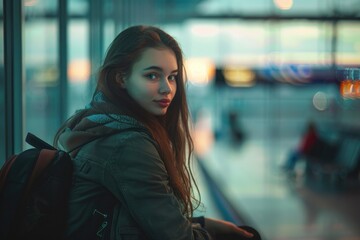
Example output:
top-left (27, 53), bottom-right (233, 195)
top-left (105, 125), bottom-right (154, 146)
top-left (73, 123), bottom-right (159, 172)
top-left (102, 124), bottom-right (164, 172)
top-left (99, 117), bottom-right (156, 153)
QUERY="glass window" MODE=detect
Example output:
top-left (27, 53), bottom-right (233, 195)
top-left (171, 20), bottom-right (333, 68)
top-left (68, 0), bottom-right (88, 16)
top-left (271, 21), bottom-right (333, 66)
top-left (273, 0), bottom-right (333, 16)
top-left (219, 21), bottom-right (268, 67)
top-left (333, 0), bottom-right (360, 16)
top-left (24, 1), bottom-right (59, 144)
top-left (67, 19), bottom-right (90, 116)
top-left (178, 20), bottom-right (269, 67)
top-left (336, 21), bottom-right (360, 66)
top-left (196, 0), bottom-right (341, 16)
top-left (197, 0), bottom-right (272, 15)
top-left (103, 20), bottom-right (115, 55)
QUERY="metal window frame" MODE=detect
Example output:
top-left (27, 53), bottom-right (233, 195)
top-left (89, 0), bottom-right (104, 93)
top-left (59, 0), bottom-right (68, 123)
top-left (3, 0), bottom-right (23, 158)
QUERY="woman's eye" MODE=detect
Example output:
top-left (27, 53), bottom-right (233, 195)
top-left (146, 73), bottom-right (160, 80)
top-left (168, 75), bottom-right (177, 81)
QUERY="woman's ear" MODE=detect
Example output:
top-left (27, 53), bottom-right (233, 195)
top-left (115, 73), bottom-right (126, 88)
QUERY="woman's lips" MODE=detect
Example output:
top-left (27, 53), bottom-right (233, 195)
top-left (155, 99), bottom-right (170, 108)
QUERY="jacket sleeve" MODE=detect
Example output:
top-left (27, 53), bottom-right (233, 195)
top-left (103, 131), bottom-right (211, 240)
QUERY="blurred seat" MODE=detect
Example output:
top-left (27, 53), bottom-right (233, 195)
top-left (305, 129), bottom-right (360, 192)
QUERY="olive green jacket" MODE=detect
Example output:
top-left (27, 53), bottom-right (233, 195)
top-left (58, 112), bottom-right (210, 240)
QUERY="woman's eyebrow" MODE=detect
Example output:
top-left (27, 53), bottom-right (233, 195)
top-left (143, 66), bottom-right (178, 73)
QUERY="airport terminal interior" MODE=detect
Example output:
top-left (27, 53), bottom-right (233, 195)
top-left (1, 0), bottom-right (360, 239)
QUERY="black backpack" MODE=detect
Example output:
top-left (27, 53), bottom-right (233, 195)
top-left (0, 133), bottom-right (73, 240)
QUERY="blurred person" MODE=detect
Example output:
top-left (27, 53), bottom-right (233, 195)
top-left (228, 110), bottom-right (245, 145)
top-left (54, 25), bottom-right (256, 240)
top-left (281, 121), bottom-right (319, 173)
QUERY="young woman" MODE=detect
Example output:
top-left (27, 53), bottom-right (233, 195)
top-left (54, 25), bottom-right (255, 240)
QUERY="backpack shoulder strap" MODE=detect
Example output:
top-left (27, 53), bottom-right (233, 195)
top-left (24, 149), bottom-right (57, 196)
top-left (26, 133), bottom-right (56, 150)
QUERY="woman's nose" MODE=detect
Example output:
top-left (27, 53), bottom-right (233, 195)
top-left (159, 79), bottom-right (171, 94)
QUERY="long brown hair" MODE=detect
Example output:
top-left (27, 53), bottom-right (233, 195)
top-left (55, 25), bottom-right (200, 217)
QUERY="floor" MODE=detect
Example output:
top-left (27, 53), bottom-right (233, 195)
top-left (194, 137), bottom-right (360, 240)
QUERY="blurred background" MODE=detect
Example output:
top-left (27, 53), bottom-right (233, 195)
top-left (1, 0), bottom-right (360, 239)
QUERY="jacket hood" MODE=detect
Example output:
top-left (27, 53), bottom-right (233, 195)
top-left (57, 92), bottom-right (146, 153)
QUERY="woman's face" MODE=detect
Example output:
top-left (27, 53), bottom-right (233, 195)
top-left (122, 47), bottom-right (178, 116)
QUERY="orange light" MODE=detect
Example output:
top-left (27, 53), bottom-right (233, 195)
top-left (340, 80), bottom-right (360, 99)
top-left (185, 58), bottom-right (215, 86)
top-left (192, 110), bottom-right (214, 157)
top-left (222, 66), bottom-right (256, 87)
top-left (340, 80), bottom-right (348, 97)
top-left (274, 0), bottom-right (293, 10)
top-left (68, 59), bottom-right (90, 83)
top-left (353, 81), bottom-right (360, 98)
top-left (24, 0), bottom-right (38, 7)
